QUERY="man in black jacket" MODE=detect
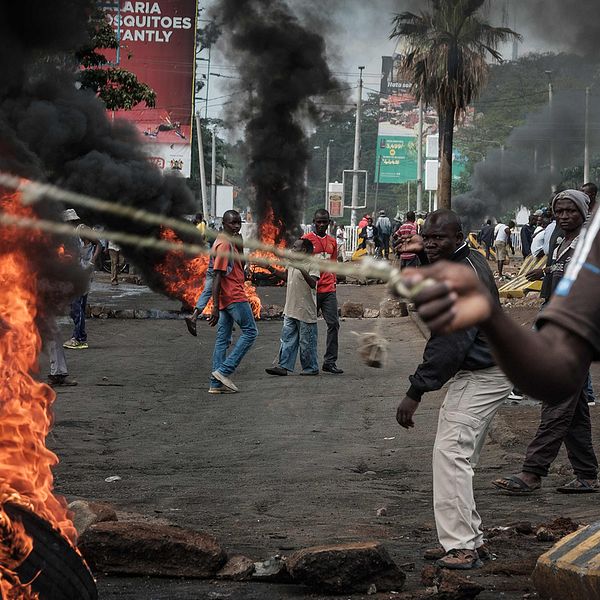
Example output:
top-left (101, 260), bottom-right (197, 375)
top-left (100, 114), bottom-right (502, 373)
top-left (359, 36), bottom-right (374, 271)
top-left (395, 210), bottom-right (511, 570)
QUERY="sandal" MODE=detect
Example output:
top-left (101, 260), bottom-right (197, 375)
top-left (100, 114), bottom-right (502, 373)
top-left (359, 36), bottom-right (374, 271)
top-left (425, 544), bottom-right (491, 561)
top-left (556, 478), bottom-right (599, 494)
top-left (436, 549), bottom-right (482, 570)
top-left (184, 316), bottom-right (197, 337)
top-left (492, 474), bottom-right (541, 495)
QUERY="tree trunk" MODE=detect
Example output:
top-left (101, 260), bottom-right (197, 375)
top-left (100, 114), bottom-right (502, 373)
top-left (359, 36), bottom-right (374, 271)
top-left (438, 104), bottom-right (454, 210)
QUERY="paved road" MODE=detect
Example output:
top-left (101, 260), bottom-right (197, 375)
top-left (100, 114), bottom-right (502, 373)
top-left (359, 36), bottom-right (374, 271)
top-left (44, 283), bottom-right (600, 599)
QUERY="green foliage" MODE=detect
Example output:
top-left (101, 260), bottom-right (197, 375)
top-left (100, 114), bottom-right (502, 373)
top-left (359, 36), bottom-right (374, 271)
top-left (78, 7), bottom-right (156, 111)
top-left (390, 0), bottom-right (520, 207)
top-left (390, 0), bottom-right (521, 118)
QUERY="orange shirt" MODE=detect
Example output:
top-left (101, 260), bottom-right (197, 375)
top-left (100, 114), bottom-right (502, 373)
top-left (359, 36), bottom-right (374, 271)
top-left (213, 236), bottom-right (247, 309)
top-left (303, 232), bottom-right (337, 294)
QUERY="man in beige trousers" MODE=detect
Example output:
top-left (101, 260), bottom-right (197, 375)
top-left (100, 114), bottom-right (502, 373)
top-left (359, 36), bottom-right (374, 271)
top-left (395, 210), bottom-right (511, 570)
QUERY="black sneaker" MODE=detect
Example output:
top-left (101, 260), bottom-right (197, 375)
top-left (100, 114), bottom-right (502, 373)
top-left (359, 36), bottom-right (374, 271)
top-left (265, 367), bottom-right (288, 376)
top-left (48, 374), bottom-right (78, 387)
top-left (322, 364), bottom-right (344, 374)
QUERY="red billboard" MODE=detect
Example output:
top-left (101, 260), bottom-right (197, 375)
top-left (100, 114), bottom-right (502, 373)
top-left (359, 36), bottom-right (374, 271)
top-left (103, 1), bottom-right (197, 176)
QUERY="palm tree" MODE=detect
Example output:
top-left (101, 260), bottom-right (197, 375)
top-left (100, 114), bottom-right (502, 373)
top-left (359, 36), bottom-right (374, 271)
top-left (391, 0), bottom-right (520, 209)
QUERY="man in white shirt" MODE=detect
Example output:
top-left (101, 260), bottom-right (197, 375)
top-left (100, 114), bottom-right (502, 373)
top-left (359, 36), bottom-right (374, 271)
top-left (493, 221), bottom-right (515, 277)
top-left (530, 212), bottom-right (550, 258)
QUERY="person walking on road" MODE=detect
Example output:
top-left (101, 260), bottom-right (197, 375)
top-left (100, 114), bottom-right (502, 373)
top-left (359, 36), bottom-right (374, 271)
top-left (395, 211), bottom-right (419, 268)
top-left (493, 221), bottom-right (515, 278)
top-left (63, 213), bottom-right (100, 350)
top-left (395, 209), bottom-right (511, 570)
top-left (303, 209), bottom-right (343, 374)
top-left (208, 210), bottom-right (258, 394)
top-left (478, 219), bottom-right (494, 260)
top-left (265, 238), bottom-right (320, 376)
top-left (376, 210), bottom-right (393, 259)
top-left (492, 190), bottom-right (598, 495)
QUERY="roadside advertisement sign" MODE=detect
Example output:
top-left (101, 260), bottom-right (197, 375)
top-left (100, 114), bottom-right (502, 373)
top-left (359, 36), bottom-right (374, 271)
top-left (376, 56), bottom-right (438, 184)
top-left (376, 56), bottom-right (469, 184)
top-left (376, 136), bottom-right (418, 184)
top-left (102, 1), bottom-right (197, 177)
top-left (328, 182), bottom-right (344, 218)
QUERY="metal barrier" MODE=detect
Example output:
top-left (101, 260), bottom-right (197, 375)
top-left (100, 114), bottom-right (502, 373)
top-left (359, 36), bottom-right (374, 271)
top-left (342, 226), bottom-right (359, 259)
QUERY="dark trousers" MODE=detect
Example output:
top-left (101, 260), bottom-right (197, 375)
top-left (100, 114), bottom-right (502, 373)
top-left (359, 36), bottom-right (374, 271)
top-left (70, 294), bottom-right (88, 342)
top-left (317, 292), bottom-right (339, 367)
top-left (380, 233), bottom-right (390, 259)
top-left (523, 387), bottom-right (598, 480)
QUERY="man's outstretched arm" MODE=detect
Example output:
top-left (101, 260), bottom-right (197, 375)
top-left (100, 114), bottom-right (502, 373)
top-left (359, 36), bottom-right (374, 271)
top-left (402, 262), bottom-right (593, 401)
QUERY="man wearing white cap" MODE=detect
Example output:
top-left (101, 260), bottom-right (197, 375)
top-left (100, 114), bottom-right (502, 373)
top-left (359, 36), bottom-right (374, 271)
top-left (62, 210), bottom-right (100, 350)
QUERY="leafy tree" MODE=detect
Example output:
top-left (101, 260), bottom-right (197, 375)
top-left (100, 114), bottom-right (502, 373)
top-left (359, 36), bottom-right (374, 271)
top-left (77, 7), bottom-right (156, 111)
top-left (305, 94), bottom-right (412, 224)
top-left (391, 0), bottom-right (520, 209)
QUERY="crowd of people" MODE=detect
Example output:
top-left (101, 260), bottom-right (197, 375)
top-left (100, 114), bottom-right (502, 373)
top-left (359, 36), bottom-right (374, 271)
top-left (51, 186), bottom-right (600, 573)
top-left (392, 183), bottom-right (600, 569)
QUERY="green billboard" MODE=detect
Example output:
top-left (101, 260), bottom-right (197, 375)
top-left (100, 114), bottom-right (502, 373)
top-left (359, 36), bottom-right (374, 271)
top-left (375, 135), bottom-right (418, 184)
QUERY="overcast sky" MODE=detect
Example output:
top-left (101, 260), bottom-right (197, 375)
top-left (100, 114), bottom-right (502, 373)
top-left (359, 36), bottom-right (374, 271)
top-left (201, 1), bottom-right (556, 121)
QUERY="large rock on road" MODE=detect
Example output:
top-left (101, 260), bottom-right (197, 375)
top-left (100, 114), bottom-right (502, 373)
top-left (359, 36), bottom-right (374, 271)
top-left (286, 541), bottom-right (406, 593)
top-left (79, 521), bottom-right (227, 578)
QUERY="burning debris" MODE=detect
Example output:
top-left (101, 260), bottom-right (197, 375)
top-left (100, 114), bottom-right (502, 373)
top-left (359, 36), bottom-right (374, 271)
top-left (155, 228), bottom-right (262, 317)
top-left (249, 208), bottom-right (286, 286)
top-left (0, 192), bottom-right (95, 597)
top-left (210, 0), bottom-right (340, 238)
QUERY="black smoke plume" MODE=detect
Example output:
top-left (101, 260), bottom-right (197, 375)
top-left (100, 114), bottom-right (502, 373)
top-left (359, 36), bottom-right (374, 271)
top-left (210, 0), bottom-right (339, 238)
top-left (521, 1), bottom-right (600, 59)
top-left (0, 0), bottom-right (194, 323)
top-left (455, 80), bottom-right (600, 225)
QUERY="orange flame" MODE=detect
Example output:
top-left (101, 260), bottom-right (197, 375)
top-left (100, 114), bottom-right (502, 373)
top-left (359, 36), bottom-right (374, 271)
top-left (250, 206), bottom-right (286, 283)
top-left (155, 228), bottom-right (262, 318)
top-left (0, 192), bottom-right (77, 597)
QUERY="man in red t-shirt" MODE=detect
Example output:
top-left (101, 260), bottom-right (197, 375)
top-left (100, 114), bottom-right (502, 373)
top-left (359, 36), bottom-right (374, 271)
top-left (303, 209), bottom-right (343, 374)
top-left (208, 210), bottom-right (258, 394)
top-left (395, 211), bottom-right (420, 268)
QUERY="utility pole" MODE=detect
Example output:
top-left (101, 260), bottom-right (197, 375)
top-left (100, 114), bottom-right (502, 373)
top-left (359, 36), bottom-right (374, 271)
top-left (195, 112), bottom-right (209, 218)
top-left (584, 87), bottom-right (591, 184)
top-left (325, 139), bottom-right (334, 209)
top-left (211, 127), bottom-right (217, 217)
top-left (350, 66), bottom-right (365, 227)
top-left (546, 71), bottom-right (555, 179)
top-left (407, 181), bottom-right (411, 213)
top-left (416, 98), bottom-right (424, 213)
top-left (204, 46), bottom-right (212, 120)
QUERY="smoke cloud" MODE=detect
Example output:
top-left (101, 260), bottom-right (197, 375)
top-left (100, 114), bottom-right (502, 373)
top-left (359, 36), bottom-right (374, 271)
top-left (454, 88), bottom-right (599, 224)
top-left (520, 1), bottom-right (600, 58)
top-left (210, 0), bottom-right (340, 238)
top-left (0, 0), bottom-right (194, 322)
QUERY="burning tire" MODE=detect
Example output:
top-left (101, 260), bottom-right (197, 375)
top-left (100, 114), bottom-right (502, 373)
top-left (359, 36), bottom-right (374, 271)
top-left (5, 503), bottom-right (97, 600)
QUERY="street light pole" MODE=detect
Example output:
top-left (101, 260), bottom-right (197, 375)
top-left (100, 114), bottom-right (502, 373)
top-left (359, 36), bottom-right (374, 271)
top-left (350, 66), bottom-right (365, 227)
top-left (584, 87), bottom-right (591, 183)
top-left (545, 71), bottom-right (555, 179)
top-left (416, 98), bottom-right (424, 213)
top-left (325, 139), bottom-right (333, 210)
top-left (211, 127), bottom-right (217, 217)
top-left (195, 112), bottom-right (209, 218)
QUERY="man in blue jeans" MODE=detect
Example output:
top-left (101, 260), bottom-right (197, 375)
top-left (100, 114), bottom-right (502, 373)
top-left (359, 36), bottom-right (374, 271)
top-left (208, 210), bottom-right (258, 394)
top-left (265, 238), bottom-right (320, 376)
